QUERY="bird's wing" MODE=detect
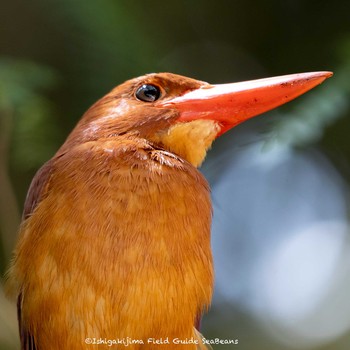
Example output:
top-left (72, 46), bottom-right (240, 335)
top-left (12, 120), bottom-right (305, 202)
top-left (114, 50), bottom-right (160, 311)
top-left (18, 159), bottom-right (55, 350)
top-left (195, 312), bottom-right (202, 331)
top-left (193, 328), bottom-right (213, 350)
top-left (18, 293), bottom-right (36, 350)
top-left (23, 159), bottom-right (55, 219)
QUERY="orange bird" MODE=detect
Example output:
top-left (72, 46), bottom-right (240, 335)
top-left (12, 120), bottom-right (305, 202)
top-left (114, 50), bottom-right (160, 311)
top-left (6, 71), bottom-right (332, 349)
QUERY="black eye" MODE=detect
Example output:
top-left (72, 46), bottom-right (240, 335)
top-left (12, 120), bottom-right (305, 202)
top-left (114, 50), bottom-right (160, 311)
top-left (135, 84), bottom-right (161, 102)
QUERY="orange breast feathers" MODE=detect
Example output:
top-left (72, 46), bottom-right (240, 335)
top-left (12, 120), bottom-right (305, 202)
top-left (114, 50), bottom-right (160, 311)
top-left (8, 136), bottom-right (213, 349)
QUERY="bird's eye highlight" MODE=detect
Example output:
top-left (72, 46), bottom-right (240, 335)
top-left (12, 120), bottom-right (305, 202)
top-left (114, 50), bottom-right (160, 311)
top-left (135, 84), bottom-right (161, 102)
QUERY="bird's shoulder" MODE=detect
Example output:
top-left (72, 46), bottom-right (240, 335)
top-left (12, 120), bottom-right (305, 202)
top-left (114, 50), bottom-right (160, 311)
top-left (57, 136), bottom-right (207, 183)
top-left (23, 136), bottom-right (208, 219)
top-left (23, 158), bottom-right (55, 220)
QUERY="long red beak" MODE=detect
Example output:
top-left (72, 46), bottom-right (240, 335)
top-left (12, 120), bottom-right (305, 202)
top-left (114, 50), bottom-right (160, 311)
top-left (160, 72), bottom-right (333, 136)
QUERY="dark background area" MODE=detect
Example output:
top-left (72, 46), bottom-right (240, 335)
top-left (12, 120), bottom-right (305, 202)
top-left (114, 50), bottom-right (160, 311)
top-left (1, 1), bottom-right (350, 349)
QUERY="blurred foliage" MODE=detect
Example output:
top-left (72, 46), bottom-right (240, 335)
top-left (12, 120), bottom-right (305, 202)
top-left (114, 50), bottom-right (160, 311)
top-left (270, 62), bottom-right (350, 147)
top-left (0, 58), bottom-right (60, 264)
top-left (1, 0), bottom-right (350, 349)
top-left (0, 58), bottom-right (60, 171)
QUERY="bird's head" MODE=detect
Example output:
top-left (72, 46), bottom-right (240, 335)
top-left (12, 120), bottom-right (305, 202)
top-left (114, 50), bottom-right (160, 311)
top-left (63, 71), bottom-right (332, 167)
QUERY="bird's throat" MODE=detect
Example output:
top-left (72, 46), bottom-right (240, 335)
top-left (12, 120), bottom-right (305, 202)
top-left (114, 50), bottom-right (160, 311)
top-left (151, 119), bottom-right (220, 167)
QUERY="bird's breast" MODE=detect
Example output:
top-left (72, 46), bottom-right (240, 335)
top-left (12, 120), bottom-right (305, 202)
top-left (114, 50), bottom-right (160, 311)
top-left (14, 138), bottom-right (214, 348)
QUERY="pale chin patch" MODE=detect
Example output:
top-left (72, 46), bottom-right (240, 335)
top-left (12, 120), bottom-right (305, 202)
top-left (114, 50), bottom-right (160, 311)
top-left (151, 119), bottom-right (220, 167)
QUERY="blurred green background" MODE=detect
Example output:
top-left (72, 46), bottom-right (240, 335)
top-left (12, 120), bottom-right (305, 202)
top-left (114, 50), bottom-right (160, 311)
top-left (1, 0), bottom-right (350, 349)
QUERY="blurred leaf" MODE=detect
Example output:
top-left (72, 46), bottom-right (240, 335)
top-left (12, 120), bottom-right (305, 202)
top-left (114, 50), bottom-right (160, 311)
top-left (0, 57), bottom-right (56, 105)
top-left (11, 94), bottom-right (61, 170)
top-left (0, 57), bottom-right (61, 170)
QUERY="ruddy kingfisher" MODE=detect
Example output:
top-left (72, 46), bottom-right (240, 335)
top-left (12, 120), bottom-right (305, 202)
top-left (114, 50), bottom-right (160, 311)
top-left (6, 71), bottom-right (332, 349)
